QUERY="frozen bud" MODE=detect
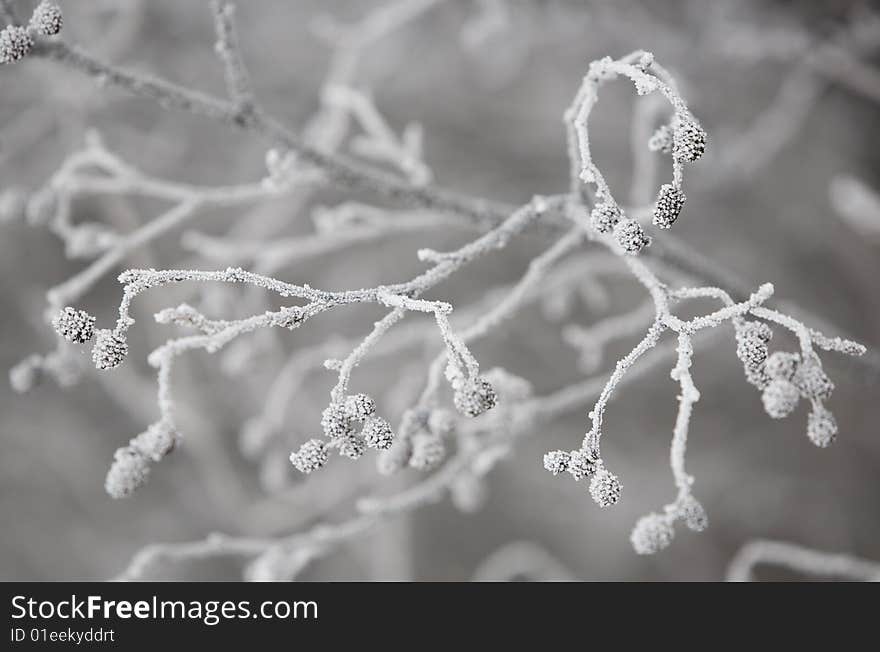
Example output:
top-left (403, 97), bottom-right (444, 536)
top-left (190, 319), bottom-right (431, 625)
top-left (630, 513), bottom-right (675, 555)
top-left (9, 356), bottom-right (43, 393)
top-left (52, 307), bottom-right (96, 344)
top-left (806, 405), bottom-right (838, 448)
top-left (678, 495), bottom-right (709, 532)
top-left (761, 378), bottom-right (799, 419)
top-left (613, 218), bottom-right (650, 255)
top-left (736, 337), bottom-right (768, 371)
top-left (673, 115), bottom-right (707, 162)
top-left (344, 393), bottom-right (376, 421)
top-left (289, 438), bottom-right (328, 474)
top-left (0, 187), bottom-right (28, 224)
top-left (130, 422), bottom-right (177, 462)
top-left (320, 403), bottom-right (353, 439)
top-left (652, 183), bottom-right (686, 229)
top-left (29, 2), bottom-right (63, 36)
top-left (744, 365), bottom-right (771, 390)
top-left (543, 450), bottom-right (570, 476)
top-left (91, 329), bottom-right (128, 370)
top-left (590, 468), bottom-right (622, 507)
top-left (274, 306), bottom-right (306, 330)
top-left (453, 376), bottom-right (497, 417)
top-left (338, 435), bottom-right (366, 460)
top-left (409, 433), bottom-right (446, 470)
top-left (0, 26), bottom-right (33, 64)
top-left (648, 124), bottom-right (674, 154)
top-left (376, 437), bottom-right (412, 476)
top-left (765, 351), bottom-right (800, 381)
top-left (25, 188), bottom-right (57, 225)
top-left (105, 447), bottom-right (150, 499)
top-left (362, 416), bottom-right (394, 450)
top-left (793, 363), bottom-right (834, 401)
top-left (427, 408), bottom-right (456, 436)
top-left (567, 449), bottom-right (598, 481)
top-left (589, 202), bottom-right (621, 234)
top-left (737, 321), bottom-right (773, 344)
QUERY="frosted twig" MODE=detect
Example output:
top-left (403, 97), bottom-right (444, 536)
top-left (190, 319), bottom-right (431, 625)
top-left (726, 540), bottom-right (880, 582)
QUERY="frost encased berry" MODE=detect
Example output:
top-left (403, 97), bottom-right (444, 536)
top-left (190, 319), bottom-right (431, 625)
top-left (793, 363), bottom-right (834, 401)
top-left (566, 449), bottom-right (598, 481)
top-left (806, 405), bottom-right (837, 448)
top-left (105, 447), bottom-right (150, 499)
top-left (0, 26), bottom-right (34, 64)
top-left (765, 351), bottom-right (800, 381)
top-left (92, 329), bottom-right (128, 370)
top-left (52, 307), bottom-right (96, 344)
top-left (761, 378), bottom-right (799, 419)
top-left (589, 468), bottom-right (622, 507)
top-left (589, 202), bottom-right (621, 234)
top-left (130, 422), bottom-right (177, 462)
top-left (362, 415), bottom-right (394, 450)
top-left (678, 495), bottom-right (708, 532)
top-left (338, 435), bottom-right (366, 460)
top-left (652, 183), bottom-right (686, 229)
top-left (613, 218), bottom-right (650, 255)
top-left (320, 403), bottom-right (354, 439)
top-left (453, 376), bottom-right (497, 417)
top-left (344, 393), bottom-right (376, 421)
top-left (29, 2), bottom-right (63, 36)
top-left (290, 438), bottom-right (328, 474)
top-left (543, 450), bottom-right (570, 475)
top-left (673, 116), bottom-right (707, 162)
top-left (630, 513), bottom-right (675, 555)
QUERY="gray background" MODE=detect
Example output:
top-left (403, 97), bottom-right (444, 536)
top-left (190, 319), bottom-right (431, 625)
top-left (1, 0), bottom-right (878, 580)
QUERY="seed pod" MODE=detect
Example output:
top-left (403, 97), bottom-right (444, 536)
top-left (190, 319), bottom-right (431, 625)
top-left (613, 218), bottom-right (650, 255)
top-left (338, 435), bottom-right (366, 460)
top-left (566, 449), bottom-right (598, 481)
top-left (652, 183), bottom-right (686, 229)
top-left (589, 467), bottom-right (622, 507)
top-left (672, 115), bottom-right (707, 162)
top-left (589, 202), bottom-right (621, 234)
top-left (630, 513), bottom-right (675, 555)
top-left (289, 438), bottom-right (328, 474)
top-left (105, 447), bottom-right (150, 499)
top-left (362, 416), bottom-right (394, 450)
top-left (0, 26), bottom-right (34, 64)
top-left (793, 363), bottom-right (834, 401)
top-left (344, 393), bottom-right (376, 421)
top-left (52, 307), bottom-right (96, 344)
top-left (543, 450), bottom-right (570, 476)
top-left (320, 403), bottom-right (353, 439)
top-left (29, 2), bottom-right (63, 36)
top-left (761, 378), bottom-right (799, 419)
top-left (453, 376), bottom-right (497, 417)
top-left (765, 351), bottom-right (800, 381)
top-left (91, 329), bottom-right (128, 370)
top-left (678, 495), bottom-right (709, 532)
top-left (130, 422), bottom-right (177, 462)
top-left (806, 405), bottom-right (837, 448)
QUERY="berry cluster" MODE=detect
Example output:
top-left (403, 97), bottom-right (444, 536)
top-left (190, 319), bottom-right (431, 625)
top-left (290, 393), bottom-right (396, 474)
top-left (0, 3), bottom-right (62, 65)
top-left (630, 495), bottom-right (708, 555)
top-left (51, 306), bottom-right (130, 370)
top-left (542, 448), bottom-right (621, 508)
top-left (736, 320), bottom-right (840, 448)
